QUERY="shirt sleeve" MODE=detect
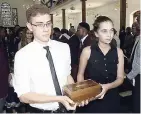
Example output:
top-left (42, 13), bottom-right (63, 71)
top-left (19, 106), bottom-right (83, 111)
top-left (12, 51), bottom-right (31, 97)
top-left (127, 41), bottom-right (140, 80)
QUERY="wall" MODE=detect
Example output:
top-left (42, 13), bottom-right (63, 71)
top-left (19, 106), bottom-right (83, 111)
top-left (86, 1), bottom-right (120, 31)
top-left (0, 0), bottom-right (139, 28)
top-left (126, 0), bottom-right (140, 27)
top-left (53, 16), bottom-right (62, 29)
top-left (53, 1), bottom-right (120, 31)
top-left (53, 0), bottom-right (140, 32)
top-left (53, 13), bottom-right (81, 30)
top-left (0, 0), bottom-right (33, 27)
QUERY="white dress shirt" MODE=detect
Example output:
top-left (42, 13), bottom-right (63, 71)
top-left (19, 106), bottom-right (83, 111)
top-left (81, 34), bottom-right (88, 44)
top-left (13, 39), bottom-right (71, 110)
top-left (62, 33), bottom-right (70, 40)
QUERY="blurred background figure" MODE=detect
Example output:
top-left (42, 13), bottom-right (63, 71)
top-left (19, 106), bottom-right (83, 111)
top-left (61, 29), bottom-right (70, 40)
top-left (18, 27), bottom-right (33, 50)
top-left (123, 27), bottom-right (134, 58)
top-left (53, 27), bottom-right (69, 43)
top-left (0, 27), bottom-right (9, 113)
top-left (119, 26), bottom-right (126, 49)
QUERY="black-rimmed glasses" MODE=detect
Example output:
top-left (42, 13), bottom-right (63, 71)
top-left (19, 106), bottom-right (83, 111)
top-left (31, 22), bottom-right (52, 28)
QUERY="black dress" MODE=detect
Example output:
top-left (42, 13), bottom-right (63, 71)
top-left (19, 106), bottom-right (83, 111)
top-left (78, 44), bottom-right (120, 113)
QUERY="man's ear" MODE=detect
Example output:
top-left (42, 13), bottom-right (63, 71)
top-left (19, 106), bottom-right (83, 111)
top-left (26, 22), bottom-right (33, 32)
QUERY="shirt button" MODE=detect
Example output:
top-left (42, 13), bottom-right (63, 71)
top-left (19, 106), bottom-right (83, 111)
top-left (104, 58), bottom-right (106, 60)
top-left (106, 77), bottom-right (108, 78)
top-left (105, 64), bottom-right (106, 66)
top-left (105, 70), bottom-right (107, 72)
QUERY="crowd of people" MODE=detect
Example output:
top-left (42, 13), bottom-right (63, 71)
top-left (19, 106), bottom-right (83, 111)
top-left (0, 4), bottom-right (140, 113)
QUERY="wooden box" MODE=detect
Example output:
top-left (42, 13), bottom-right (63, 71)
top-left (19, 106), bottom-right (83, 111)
top-left (63, 79), bottom-right (102, 103)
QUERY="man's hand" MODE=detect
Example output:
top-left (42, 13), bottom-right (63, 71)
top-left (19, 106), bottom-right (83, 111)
top-left (58, 96), bottom-right (77, 110)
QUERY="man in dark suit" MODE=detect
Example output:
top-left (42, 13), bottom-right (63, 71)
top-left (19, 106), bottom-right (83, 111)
top-left (68, 34), bottom-right (80, 82)
top-left (77, 22), bottom-right (92, 51)
top-left (69, 22), bottom-right (93, 82)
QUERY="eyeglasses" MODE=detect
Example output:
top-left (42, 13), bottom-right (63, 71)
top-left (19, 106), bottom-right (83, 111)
top-left (31, 22), bottom-right (52, 28)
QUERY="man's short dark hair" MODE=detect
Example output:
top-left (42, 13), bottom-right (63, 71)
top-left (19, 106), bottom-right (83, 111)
top-left (53, 27), bottom-right (60, 33)
top-left (79, 22), bottom-right (90, 31)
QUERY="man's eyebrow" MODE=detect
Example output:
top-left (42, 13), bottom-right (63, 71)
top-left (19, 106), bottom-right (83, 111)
top-left (101, 28), bottom-right (114, 30)
top-left (101, 29), bottom-right (107, 30)
top-left (35, 20), bottom-right (51, 24)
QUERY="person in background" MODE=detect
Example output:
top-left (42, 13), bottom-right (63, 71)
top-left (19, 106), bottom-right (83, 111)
top-left (123, 27), bottom-right (134, 58)
top-left (0, 27), bottom-right (9, 56)
top-left (128, 15), bottom-right (140, 73)
top-left (70, 22), bottom-right (93, 82)
top-left (132, 15), bottom-right (140, 40)
top-left (77, 22), bottom-right (92, 52)
top-left (18, 27), bottom-right (33, 50)
top-left (13, 28), bottom-right (23, 54)
top-left (13, 25), bottom-right (20, 36)
top-left (5, 28), bottom-right (33, 113)
top-left (61, 29), bottom-right (70, 40)
top-left (68, 33), bottom-right (80, 82)
top-left (0, 29), bottom-right (9, 113)
top-left (5, 71), bottom-right (21, 113)
top-left (69, 26), bottom-right (76, 37)
top-left (127, 14), bottom-right (140, 113)
top-left (77, 16), bottom-right (124, 113)
top-left (53, 27), bottom-right (68, 44)
top-left (119, 26), bottom-right (126, 49)
top-left (127, 36), bottom-right (140, 113)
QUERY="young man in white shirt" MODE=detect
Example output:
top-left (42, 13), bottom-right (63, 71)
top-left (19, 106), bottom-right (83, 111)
top-left (13, 4), bottom-right (87, 113)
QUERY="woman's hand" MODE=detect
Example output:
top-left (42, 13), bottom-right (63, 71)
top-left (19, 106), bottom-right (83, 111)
top-left (78, 100), bottom-right (89, 107)
top-left (95, 84), bottom-right (110, 99)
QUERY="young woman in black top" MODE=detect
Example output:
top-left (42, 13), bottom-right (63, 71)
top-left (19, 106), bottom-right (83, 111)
top-left (77, 16), bottom-right (124, 113)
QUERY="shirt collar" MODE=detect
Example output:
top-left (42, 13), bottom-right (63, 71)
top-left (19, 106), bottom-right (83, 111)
top-left (33, 38), bottom-right (53, 49)
top-left (59, 34), bottom-right (63, 39)
top-left (81, 34), bottom-right (88, 44)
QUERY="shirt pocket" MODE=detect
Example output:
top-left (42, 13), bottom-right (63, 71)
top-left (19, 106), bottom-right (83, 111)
top-left (107, 59), bottom-right (118, 71)
top-left (90, 59), bottom-right (101, 69)
top-left (107, 58), bottom-right (118, 65)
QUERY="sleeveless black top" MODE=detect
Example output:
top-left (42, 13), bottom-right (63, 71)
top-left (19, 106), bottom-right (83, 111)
top-left (87, 43), bottom-right (118, 84)
top-left (80, 43), bottom-right (120, 113)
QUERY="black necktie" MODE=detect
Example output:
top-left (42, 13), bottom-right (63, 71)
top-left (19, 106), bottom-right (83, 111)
top-left (44, 46), bottom-right (67, 112)
top-left (44, 46), bottom-right (62, 95)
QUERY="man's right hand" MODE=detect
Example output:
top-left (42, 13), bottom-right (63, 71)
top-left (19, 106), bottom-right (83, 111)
top-left (58, 96), bottom-right (77, 110)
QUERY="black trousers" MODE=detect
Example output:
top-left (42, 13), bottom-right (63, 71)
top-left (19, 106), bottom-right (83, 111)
top-left (133, 74), bottom-right (140, 113)
top-left (28, 106), bottom-right (61, 113)
top-left (28, 105), bottom-right (74, 113)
